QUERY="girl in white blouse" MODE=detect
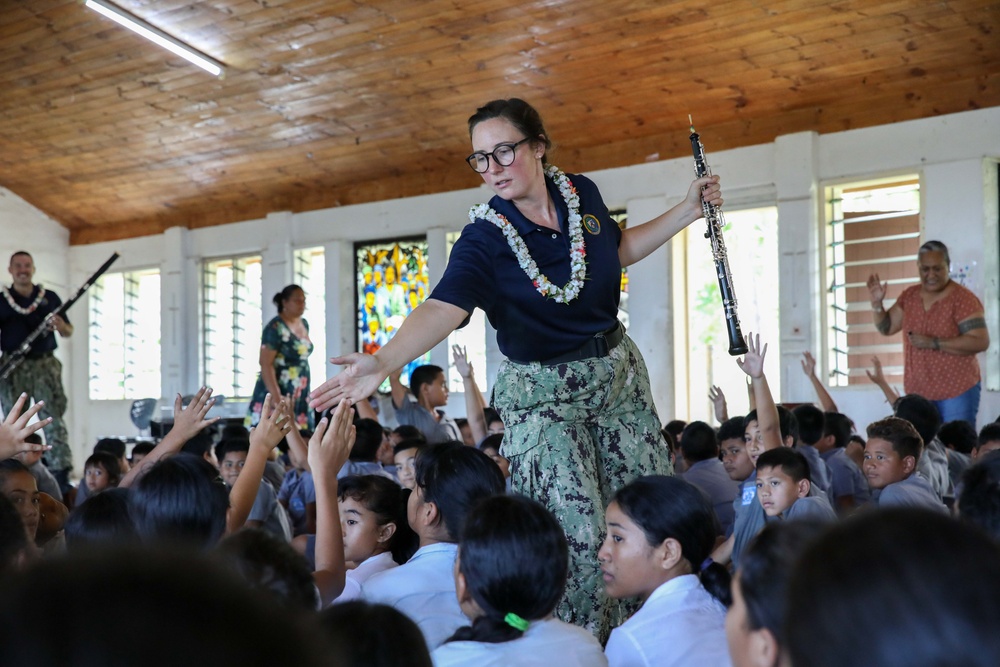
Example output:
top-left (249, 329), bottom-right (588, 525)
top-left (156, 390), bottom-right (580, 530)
top-left (600, 475), bottom-right (734, 667)
top-left (431, 495), bottom-right (607, 667)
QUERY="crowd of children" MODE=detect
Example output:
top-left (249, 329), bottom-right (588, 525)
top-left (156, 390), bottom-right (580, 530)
top-left (0, 335), bottom-right (999, 667)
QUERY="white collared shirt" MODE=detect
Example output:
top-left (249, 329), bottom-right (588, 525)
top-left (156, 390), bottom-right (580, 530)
top-left (362, 542), bottom-right (465, 650)
top-left (605, 575), bottom-right (732, 667)
top-left (332, 551), bottom-right (398, 605)
top-left (431, 617), bottom-right (607, 667)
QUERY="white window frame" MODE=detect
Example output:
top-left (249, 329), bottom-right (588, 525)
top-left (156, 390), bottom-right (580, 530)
top-left (201, 254), bottom-right (262, 401)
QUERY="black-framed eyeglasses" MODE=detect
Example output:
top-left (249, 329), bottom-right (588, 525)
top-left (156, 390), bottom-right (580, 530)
top-left (465, 137), bottom-right (532, 173)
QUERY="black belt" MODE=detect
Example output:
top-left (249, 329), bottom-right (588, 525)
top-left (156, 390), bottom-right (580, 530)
top-left (536, 322), bottom-right (624, 366)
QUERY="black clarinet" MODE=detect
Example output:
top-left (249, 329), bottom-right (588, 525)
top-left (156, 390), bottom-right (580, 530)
top-left (0, 253), bottom-right (120, 380)
top-left (688, 119), bottom-right (748, 356)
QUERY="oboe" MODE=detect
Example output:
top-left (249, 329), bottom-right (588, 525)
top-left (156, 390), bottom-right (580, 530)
top-left (688, 118), bottom-right (748, 356)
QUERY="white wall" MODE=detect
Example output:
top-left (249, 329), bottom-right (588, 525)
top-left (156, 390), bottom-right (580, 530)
top-left (2, 107), bottom-right (998, 471)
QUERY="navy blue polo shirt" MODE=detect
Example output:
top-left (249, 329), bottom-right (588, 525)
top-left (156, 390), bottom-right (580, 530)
top-left (0, 286), bottom-right (65, 355)
top-left (431, 171), bottom-right (622, 362)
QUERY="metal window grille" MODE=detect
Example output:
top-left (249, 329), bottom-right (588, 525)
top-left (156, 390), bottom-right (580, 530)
top-left (203, 255), bottom-right (262, 399)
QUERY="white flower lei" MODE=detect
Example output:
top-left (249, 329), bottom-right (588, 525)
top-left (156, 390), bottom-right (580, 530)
top-left (468, 164), bottom-right (587, 304)
top-left (2, 285), bottom-right (46, 315)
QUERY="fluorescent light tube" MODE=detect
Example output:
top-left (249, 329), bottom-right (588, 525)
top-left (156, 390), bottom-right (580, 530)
top-left (85, 0), bottom-right (224, 76)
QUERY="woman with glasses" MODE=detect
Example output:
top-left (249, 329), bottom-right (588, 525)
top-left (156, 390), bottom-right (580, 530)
top-left (310, 98), bottom-right (722, 639)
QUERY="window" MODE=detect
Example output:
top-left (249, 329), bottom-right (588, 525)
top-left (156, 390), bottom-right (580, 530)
top-left (678, 207), bottom-right (780, 420)
top-left (355, 238), bottom-right (429, 391)
top-left (88, 269), bottom-right (161, 400)
top-left (203, 255), bottom-right (262, 399)
top-left (294, 247), bottom-right (327, 391)
top-left (823, 176), bottom-right (921, 387)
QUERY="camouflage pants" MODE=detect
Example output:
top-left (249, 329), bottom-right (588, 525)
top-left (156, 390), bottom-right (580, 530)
top-left (0, 353), bottom-right (72, 472)
top-left (492, 334), bottom-right (672, 642)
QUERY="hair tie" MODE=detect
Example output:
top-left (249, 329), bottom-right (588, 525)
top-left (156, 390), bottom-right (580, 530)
top-left (700, 557), bottom-right (714, 573)
top-left (503, 612), bottom-right (530, 632)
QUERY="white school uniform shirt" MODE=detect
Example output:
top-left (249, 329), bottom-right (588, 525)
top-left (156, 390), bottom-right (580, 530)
top-left (605, 575), bottom-right (732, 667)
top-left (332, 551), bottom-right (398, 604)
top-left (362, 542), bottom-right (465, 650)
top-left (431, 617), bottom-right (607, 667)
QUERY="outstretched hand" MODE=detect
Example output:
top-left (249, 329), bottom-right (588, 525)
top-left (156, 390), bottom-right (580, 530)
top-left (736, 333), bottom-right (768, 379)
top-left (0, 393), bottom-right (52, 460)
top-left (309, 353), bottom-right (387, 413)
top-left (708, 385), bottom-right (728, 423)
top-left (250, 393), bottom-right (293, 454)
top-left (309, 399), bottom-right (355, 479)
top-left (452, 344), bottom-right (472, 379)
top-left (865, 356), bottom-right (888, 386)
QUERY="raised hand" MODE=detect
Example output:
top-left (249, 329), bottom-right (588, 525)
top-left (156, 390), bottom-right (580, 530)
top-left (171, 387), bottom-right (220, 442)
top-left (736, 333), bottom-right (768, 379)
top-left (708, 385), bottom-right (728, 423)
top-left (309, 399), bottom-right (355, 479)
top-left (0, 393), bottom-right (52, 460)
top-left (867, 273), bottom-right (888, 304)
top-left (250, 393), bottom-right (294, 453)
top-left (452, 344), bottom-right (472, 379)
top-left (309, 353), bottom-right (386, 413)
top-left (866, 356), bottom-right (888, 386)
top-left (800, 351), bottom-right (817, 378)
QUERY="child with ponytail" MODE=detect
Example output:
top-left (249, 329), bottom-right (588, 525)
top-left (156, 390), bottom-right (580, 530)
top-left (431, 495), bottom-right (605, 667)
top-left (600, 475), bottom-right (733, 667)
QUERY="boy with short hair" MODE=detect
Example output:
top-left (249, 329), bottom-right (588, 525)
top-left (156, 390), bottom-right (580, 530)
top-left (362, 440), bottom-right (505, 650)
top-left (392, 439), bottom-right (425, 491)
top-left (679, 420), bottom-right (739, 535)
top-left (755, 448), bottom-right (835, 521)
top-left (337, 418), bottom-right (396, 481)
top-left (864, 416), bottom-right (947, 513)
top-left (790, 404), bottom-right (833, 503)
top-left (973, 423), bottom-right (1000, 460)
top-left (83, 451), bottom-right (121, 496)
top-left (390, 365), bottom-right (462, 444)
top-left (216, 438), bottom-right (293, 541)
top-left (817, 411), bottom-right (870, 511)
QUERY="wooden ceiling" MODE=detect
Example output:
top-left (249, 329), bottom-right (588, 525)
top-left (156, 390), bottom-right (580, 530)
top-left (1, 0), bottom-right (998, 245)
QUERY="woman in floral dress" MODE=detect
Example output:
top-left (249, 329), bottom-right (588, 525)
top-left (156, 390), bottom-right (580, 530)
top-left (246, 284), bottom-right (314, 431)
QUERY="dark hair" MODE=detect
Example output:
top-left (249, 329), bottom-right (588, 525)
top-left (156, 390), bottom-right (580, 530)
top-left (393, 438), bottom-right (427, 457)
top-left (467, 98), bottom-right (552, 164)
top-left (8, 251), bottom-right (32, 264)
top-left (0, 547), bottom-right (329, 667)
top-left (0, 458), bottom-right (32, 485)
top-left (273, 284), bottom-right (303, 314)
top-left (221, 423), bottom-right (251, 441)
top-left (664, 420), bottom-right (687, 441)
top-left (938, 420), bottom-right (978, 455)
top-left (350, 418), bottom-right (384, 462)
top-left (319, 601), bottom-right (432, 667)
top-left (477, 433), bottom-right (504, 453)
top-left (958, 450), bottom-right (1000, 542)
top-left (893, 394), bottom-right (942, 447)
top-left (755, 447), bottom-right (810, 483)
top-left (94, 437), bottom-right (127, 460)
top-left (447, 495), bottom-right (568, 645)
top-left (918, 240), bottom-right (951, 267)
top-left (978, 423), bottom-right (1000, 449)
top-left (392, 425), bottom-right (426, 443)
top-left (823, 412), bottom-right (853, 448)
top-left (128, 454), bottom-right (230, 550)
top-left (130, 441), bottom-right (156, 459)
top-left (848, 434), bottom-right (866, 448)
top-left (215, 528), bottom-right (318, 612)
top-left (180, 429), bottom-right (215, 458)
top-left (786, 509), bottom-right (1000, 667)
top-left (414, 441), bottom-right (505, 541)
top-left (777, 406), bottom-right (799, 444)
top-left (482, 407), bottom-right (502, 427)
top-left (84, 451), bottom-right (122, 486)
top-left (64, 488), bottom-right (136, 551)
top-left (408, 365), bottom-right (444, 398)
top-left (867, 416), bottom-right (924, 461)
top-left (679, 421), bottom-right (719, 462)
top-left (0, 494), bottom-right (28, 578)
top-left (215, 436), bottom-right (251, 463)
top-left (613, 475), bottom-right (731, 606)
top-left (738, 520), bottom-right (828, 646)
top-left (792, 405), bottom-right (825, 446)
top-left (24, 432), bottom-right (43, 446)
top-left (717, 416), bottom-right (746, 443)
top-left (339, 475), bottom-right (417, 565)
